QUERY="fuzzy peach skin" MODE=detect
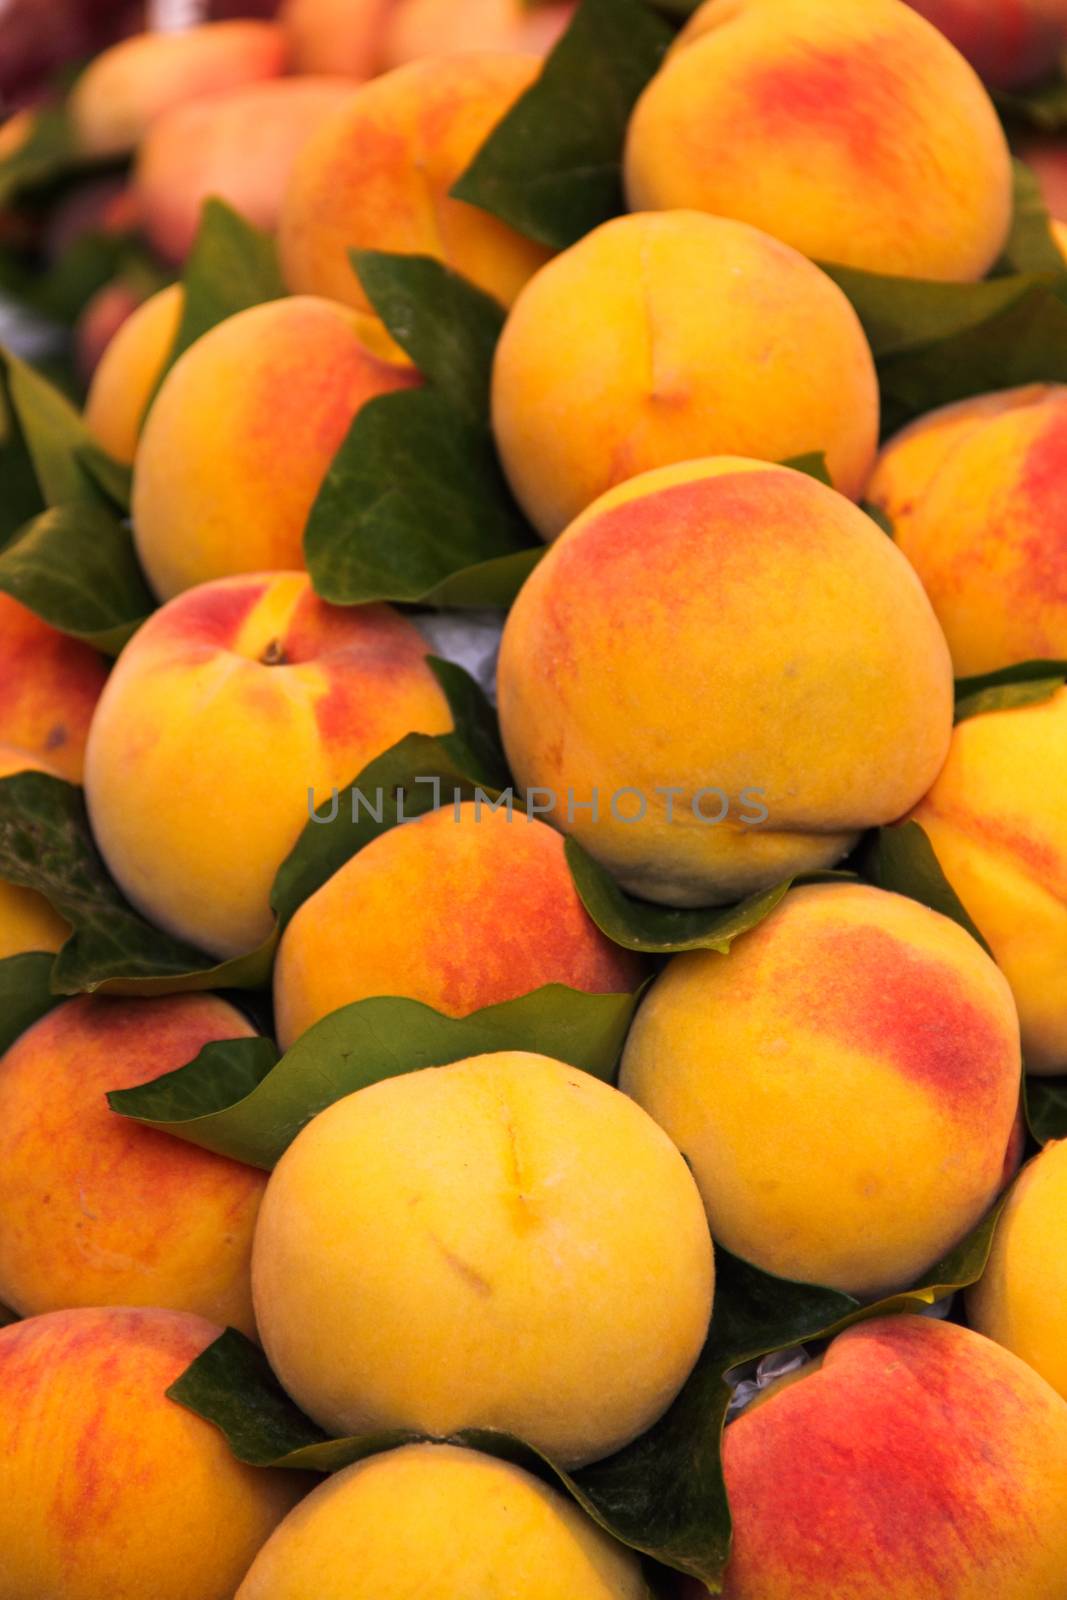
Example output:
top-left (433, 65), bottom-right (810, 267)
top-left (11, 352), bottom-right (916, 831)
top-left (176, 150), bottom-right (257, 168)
top-left (0, 745), bottom-right (71, 958)
top-left (84, 572), bottom-right (452, 960)
top-left (253, 1052), bottom-right (714, 1467)
top-left (911, 687), bottom-right (1067, 1073)
top-left (279, 0), bottom-right (396, 76)
top-left (0, 593), bottom-right (108, 782)
top-left (624, 0), bottom-right (1013, 283)
top-left (497, 459), bottom-right (953, 907)
top-left (492, 211), bottom-right (879, 539)
top-left (274, 801), bottom-right (643, 1048)
top-left (278, 55), bottom-right (551, 313)
top-left (0, 1307), bottom-right (306, 1600)
top-left (132, 296), bottom-right (419, 600)
top-left (69, 21), bottom-right (289, 158)
top-left (84, 284), bottom-right (183, 467)
top-left (0, 994), bottom-right (266, 1334)
top-left (620, 883), bottom-right (1020, 1297)
top-left (867, 385), bottom-right (1067, 676)
top-left (135, 78), bottom-right (362, 266)
top-left (969, 1139), bottom-right (1067, 1400)
top-left (238, 1443), bottom-right (650, 1600)
top-left (907, 0), bottom-right (1067, 89)
top-left (717, 1315), bottom-right (1067, 1599)
top-left (382, 0), bottom-right (575, 68)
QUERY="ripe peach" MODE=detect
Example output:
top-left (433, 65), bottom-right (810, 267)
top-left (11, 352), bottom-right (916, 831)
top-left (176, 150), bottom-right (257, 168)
top-left (969, 1138), bottom-right (1067, 1400)
top-left (274, 801), bottom-right (643, 1048)
top-left (84, 572), bottom-right (452, 960)
top-left (720, 1316), bottom-right (1067, 1598)
top-left (278, 54), bottom-right (551, 313)
top-left (866, 385), bottom-right (1067, 676)
top-left (911, 686), bottom-right (1067, 1074)
top-left (237, 1443), bottom-right (649, 1600)
top-left (497, 459), bottom-right (953, 907)
top-left (0, 994), bottom-right (266, 1333)
top-left (252, 1052), bottom-right (714, 1466)
top-left (84, 283), bottom-right (184, 466)
top-left (620, 883), bottom-right (1021, 1298)
top-left (131, 295), bottom-right (419, 600)
top-left (0, 745), bottom-right (71, 958)
top-left (491, 210), bottom-right (879, 539)
top-left (0, 1306), bottom-right (306, 1600)
top-left (69, 20), bottom-right (288, 157)
top-left (0, 593), bottom-right (108, 783)
top-left (135, 78), bottom-right (362, 266)
top-left (382, 0), bottom-right (575, 68)
top-left (279, 0), bottom-right (395, 77)
top-left (625, 0), bottom-right (1013, 282)
top-left (906, 0), bottom-right (1067, 89)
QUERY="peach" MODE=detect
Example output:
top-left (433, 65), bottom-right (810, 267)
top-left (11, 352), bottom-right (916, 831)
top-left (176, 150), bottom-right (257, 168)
top-left (620, 883), bottom-right (1021, 1298)
top-left (0, 994), bottom-right (266, 1334)
top-left (84, 283), bottom-right (184, 466)
top-left (0, 592), bottom-right (108, 782)
top-left (0, 745), bottom-right (71, 958)
top-left (278, 54), bottom-right (552, 313)
top-left (491, 210), bottom-right (880, 539)
top-left (382, 0), bottom-right (575, 68)
top-left (911, 686), bottom-right (1067, 1073)
top-left (135, 78), bottom-right (362, 266)
top-left (719, 1315), bottom-right (1067, 1598)
top-left (69, 20), bottom-right (288, 157)
top-left (131, 295), bottom-right (419, 600)
top-left (497, 459), bottom-right (953, 907)
top-left (274, 801), bottom-right (643, 1048)
top-left (252, 1052), bottom-right (714, 1466)
top-left (867, 384), bottom-right (1067, 676)
top-left (625, 0), bottom-right (1013, 282)
top-left (0, 1306), bottom-right (305, 1600)
top-left (84, 571), bottom-right (452, 960)
top-left (906, 0), bottom-right (1067, 89)
top-left (969, 1139), bottom-right (1067, 1400)
top-left (279, 0), bottom-right (395, 77)
top-left (237, 1443), bottom-right (649, 1600)
top-left (75, 279), bottom-right (146, 387)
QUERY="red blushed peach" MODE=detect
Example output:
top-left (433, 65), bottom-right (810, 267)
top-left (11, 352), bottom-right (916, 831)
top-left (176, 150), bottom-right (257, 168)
top-left (907, 0), bottom-right (1067, 89)
top-left (69, 20), bottom-right (289, 157)
top-left (274, 801), bottom-right (644, 1047)
top-left (84, 283), bottom-right (184, 465)
top-left (279, 0), bottom-right (397, 77)
top-left (0, 593), bottom-right (109, 782)
top-left (720, 1316), bottom-right (1067, 1598)
top-left (278, 54), bottom-right (552, 314)
top-left (0, 994), bottom-right (266, 1334)
top-left (382, 0), bottom-right (575, 68)
top-left (131, 295), bottom-right (420, 600)
top-left (135, 77), bottom-right (362, 266)
top-left (0, 744), bottom-right (71, 958)
top-left (84, 572), bottom-right (452, 960)
top-left (0, 1307), bottom-right (307, 1600)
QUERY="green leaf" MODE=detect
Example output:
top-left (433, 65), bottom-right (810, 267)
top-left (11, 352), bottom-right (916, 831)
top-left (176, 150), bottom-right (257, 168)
top-left (0, 105), bottom-right (80, 207)
top-left (76, 441), bottom-right (132, 511)
top-left (110, 984), bottom-right (642, 1169)
top-left (1025, 1075), bottom-right (1067, 1144)
top-left (954, 660), bottom-right (1067, 722)
top-left (422, 544), bottom-right (546, 609)
top-left (996, 160), bottom-right (1065, 277)
top-left (0, 349), bottom-right (113, 510)
top-left (565, 838), bottom-right (790, 954)
top-left (996, 74), bottom-right (1067, 133)
top-left (872, 820), bottom-right (991, 955)
top-left (0, 504), bottom-right (153, 654)
top-left (0, 951), bottom-right (63, 1055)
top-left (451, 0), bottom-right (674, 250)
top-left (0, 386), bottom-right (44, 547)
top-left (780, 451), bottom-right (831, 484)
top-left (161, 200), bottom-right (286, 380)
top-left (822, 265), bottom-right (1040, 361)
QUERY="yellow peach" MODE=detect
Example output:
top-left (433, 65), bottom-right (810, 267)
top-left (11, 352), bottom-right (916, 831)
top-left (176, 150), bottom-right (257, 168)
top-left (911, 686), bottom-right (1067, 1072)
top-left (84, 571), bottom-right (452, 960)
top-left (0, 1306), bottom-right (306, 1600)
top-left (274, 800), bottom-right (643, 1048)
top-left (720, 1316), bottom-right (1067, 1598)
top-left (497, 459), bottom-right (953, 906)
top-left (0, 593), bottom-right (108, 783)
top-left (84, 283), bottom-right (184, 467)
top-left (625, 0), bottom-right (1013, 282)
top-left (867, 385), bottom-right (1067, 675)
top-left (252, 1052), bottom-right (714, 1467)
top-left (0, 994), bottom-right (265, 1334)
top-left (620, 882), bottom-right (1021, 1298)
top-left (278, 54), bottom-right (551, 313)
top-left (382, 0), bottom-right (575, 68)
top-left (69, 20), bottom-right (289, 157)
top-left (131, 295), bottom-right (419, 600)
top-left (237, 1443), bottom-right (650, 1600)
top-left (279, 0), bottom-right (396, 77)
top-left (0, 744), bottom-right (70, 958)
top-left (492, 210), bottom-right (879, 538)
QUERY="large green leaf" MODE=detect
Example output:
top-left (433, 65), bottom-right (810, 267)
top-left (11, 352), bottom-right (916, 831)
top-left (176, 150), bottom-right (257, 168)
top-left (0, 105), bottom-right (81, 207)
top-left (996, 160), bottom-right (1065, 277)
top-left (1026, 1075), bottom-right (1067, 1144)
top-left (451, 0), bottom-right (673, 249)
top-left (954, 660), bottom-right (1067, 722)
top-left (0, 349), bottom-right (123, 511)
top-left (0, 951), bottom-right (62, 1055)
top-left (0, 503), bottom-right (152, 653)
top-left (872, 820), bottom-right (990, 954)
top-left (159, 199), bottom-right (286, 383)
top-left (0, 387), bottom-right (44, 547)
top-left (109, 983), bottom-right (642, 1169)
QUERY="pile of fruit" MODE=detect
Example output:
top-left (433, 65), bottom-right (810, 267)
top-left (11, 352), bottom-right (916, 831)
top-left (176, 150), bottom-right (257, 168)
top-left (5, 0), bottom-right (1067, 1595)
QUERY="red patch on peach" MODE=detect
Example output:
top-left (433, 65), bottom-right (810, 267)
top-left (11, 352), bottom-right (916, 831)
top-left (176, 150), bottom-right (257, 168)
top-left (1011, 405), bottom-right (1067, 605)
top-left (743, 40), bottom-right (906, 176)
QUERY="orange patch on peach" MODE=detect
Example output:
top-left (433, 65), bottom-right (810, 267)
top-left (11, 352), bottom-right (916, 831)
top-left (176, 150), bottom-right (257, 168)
top-left (0, 595), bottom-right (108, 781)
